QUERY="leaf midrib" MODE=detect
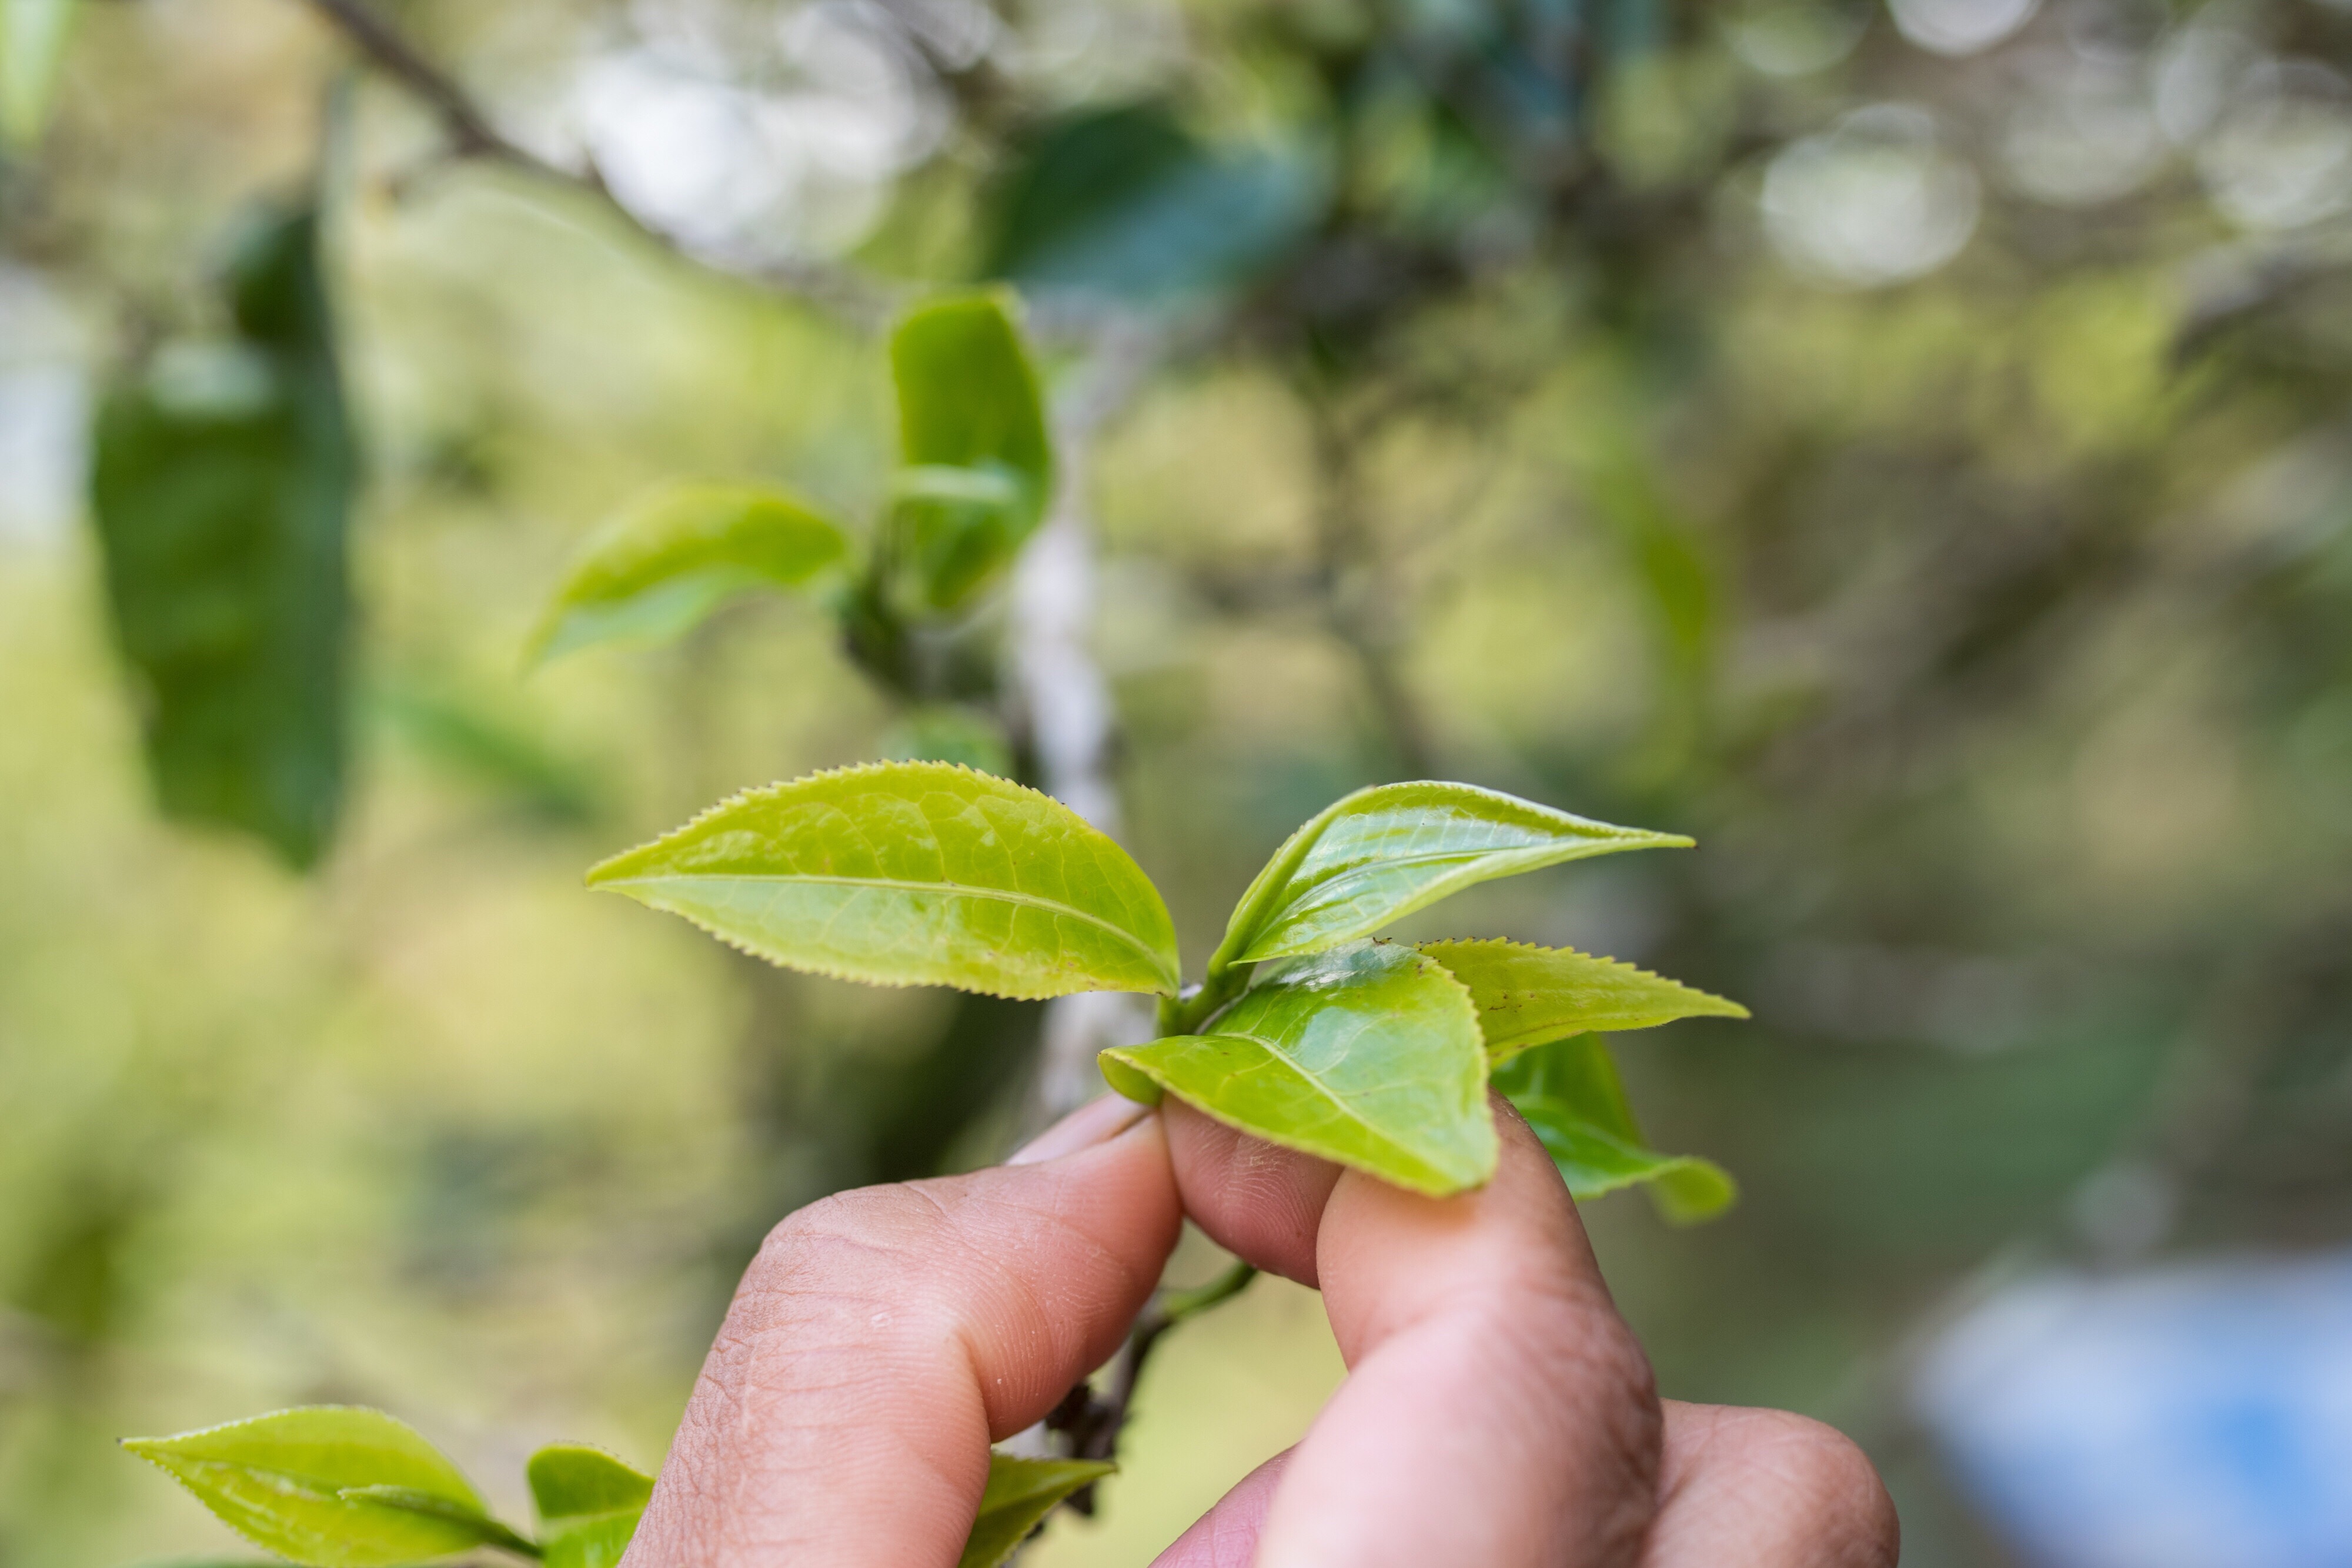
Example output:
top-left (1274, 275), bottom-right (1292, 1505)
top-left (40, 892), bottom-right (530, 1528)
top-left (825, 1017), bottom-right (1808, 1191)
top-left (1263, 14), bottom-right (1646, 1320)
top-left (1197, 1024), bottom-right (1447, 1179)
top-left (1298, 835), bottom-right (1647, 901)
top-left (603, 870), bottom-right (1170, 979)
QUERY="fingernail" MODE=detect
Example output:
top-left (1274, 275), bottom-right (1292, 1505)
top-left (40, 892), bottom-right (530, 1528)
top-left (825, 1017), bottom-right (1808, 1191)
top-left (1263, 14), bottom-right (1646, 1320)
top-left (1007, 1094), bottom-right (1152, 1166)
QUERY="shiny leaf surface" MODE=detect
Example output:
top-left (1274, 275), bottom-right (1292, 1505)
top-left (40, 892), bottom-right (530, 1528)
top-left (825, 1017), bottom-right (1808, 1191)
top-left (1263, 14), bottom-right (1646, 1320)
top-left (1214, 782), bottom-right (1693, 970)
top-left (956, 1454), bottom-right (1115, 1568)
top-left (1495, 1035), bottom-right (1736, 1223)
top-left (588, 762), bottom-right (1180, 998)
top-left (529, 1445), bottom-right (654, 1568)
top-left (1104, 941), bottom-right (1496, 1195)
top-left (120, 1406), bottom-right (493, 1567)
top-left (1419, 938), bottom-right (1747, 1065)
top-left (525, 482), bottom-right (849, 666)
top-left (89, 206), bottom-right (353, 868)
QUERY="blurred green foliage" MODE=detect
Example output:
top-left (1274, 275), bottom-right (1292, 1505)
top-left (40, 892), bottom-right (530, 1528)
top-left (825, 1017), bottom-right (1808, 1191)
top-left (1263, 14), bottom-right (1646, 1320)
top-left (3, 0), bottom-right (2351, 1563)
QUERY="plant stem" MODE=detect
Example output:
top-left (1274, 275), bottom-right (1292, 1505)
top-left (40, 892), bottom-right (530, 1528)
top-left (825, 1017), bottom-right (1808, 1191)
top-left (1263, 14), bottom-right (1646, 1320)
top-left (1045, 1260), bottom-right (1260, 1512)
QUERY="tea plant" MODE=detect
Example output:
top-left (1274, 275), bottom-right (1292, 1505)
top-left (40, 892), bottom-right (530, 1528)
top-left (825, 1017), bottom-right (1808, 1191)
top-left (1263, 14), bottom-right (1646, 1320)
top-left (128, 762), bottom-right (1743, 1563)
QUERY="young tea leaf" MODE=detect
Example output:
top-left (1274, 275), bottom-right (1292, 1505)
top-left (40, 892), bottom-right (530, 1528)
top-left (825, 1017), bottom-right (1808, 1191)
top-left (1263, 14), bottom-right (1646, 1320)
top-left (120, 1406), bottom-right (496, 1567)
top-left (529, 1444), bottom-right (654, 1568)
top-left (957, 1454), bottom-right (1115, 1568)
top-left (1212, 783), bottom-right (1692, 972)
top-left (1103, 940), bottom-right (1496, 1195)
top-left (588, 762), bottom-right (1181, 999)
top-left (1419, 939), bottom-right (1747, 1065)
top-left (332, 1487), bottom-right (537, 1556)
top-left (891, 290), bottom-right (1051, 550)
top-left (888, 464), bottom-right (1031, 611)
top-left (1495, 1035), bottom-right (1736, 1223)
top-left (525, 483), bottom-right (849, 667)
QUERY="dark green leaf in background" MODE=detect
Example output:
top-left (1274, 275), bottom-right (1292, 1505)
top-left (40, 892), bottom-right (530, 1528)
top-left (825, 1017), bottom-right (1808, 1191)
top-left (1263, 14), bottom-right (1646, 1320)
top-left (528, 1444), bottom-right (654, 1568)
top-left (1104, 940), bottom-right (1496, 1195)
top-left (524, 482), bottom-right (850, 666)
top-left (89, 204), bottom-right (354, 868)
top-left (120, 1406), bottom-right (497, 1567)
top-left (981, 102), bottom-right (1322, 302)
top-left (1211, 781), bottom-right (1693, 972)
top-left (588, 761), bottom-right (1181, 999)
top-left (1495, 1035), bottom-right (1735, 1222)
top-left (1420, 938), bottom-right (1748, 1065)
top-left (956, 1454), bottom-right (1115, 1568)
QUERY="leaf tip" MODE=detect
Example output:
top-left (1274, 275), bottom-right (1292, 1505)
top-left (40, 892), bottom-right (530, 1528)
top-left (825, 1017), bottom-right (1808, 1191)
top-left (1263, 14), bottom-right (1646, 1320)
top-left (1098, 1049), bottom-right (1164, 1106)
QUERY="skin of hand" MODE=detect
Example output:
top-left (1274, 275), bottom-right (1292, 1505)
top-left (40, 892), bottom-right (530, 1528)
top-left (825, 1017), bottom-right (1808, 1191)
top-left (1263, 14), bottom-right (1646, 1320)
top-left (622, 1092), bottom-right (1899, 1568)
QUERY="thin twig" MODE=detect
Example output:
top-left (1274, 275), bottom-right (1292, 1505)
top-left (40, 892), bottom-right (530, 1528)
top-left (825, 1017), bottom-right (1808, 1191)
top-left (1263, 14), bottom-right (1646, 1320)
top-left (292, 0), bottom-right (895, 323)
top-left (1044, 1260), bottom-right (1259, 1513)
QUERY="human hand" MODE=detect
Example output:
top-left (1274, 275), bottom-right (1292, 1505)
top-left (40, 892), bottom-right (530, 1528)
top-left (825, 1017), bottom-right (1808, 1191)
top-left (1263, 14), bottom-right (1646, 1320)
top-left (622, 1092), bottom-right (1898, 1567)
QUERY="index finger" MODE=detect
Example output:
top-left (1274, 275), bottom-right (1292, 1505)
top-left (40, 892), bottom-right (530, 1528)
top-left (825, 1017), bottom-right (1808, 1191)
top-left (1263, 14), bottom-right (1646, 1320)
top-left (1165, 1095), bottom-right (1664, 1567)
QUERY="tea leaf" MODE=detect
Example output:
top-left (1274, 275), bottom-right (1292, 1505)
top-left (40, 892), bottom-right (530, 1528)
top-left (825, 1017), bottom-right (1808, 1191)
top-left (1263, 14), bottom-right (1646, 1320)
top-left (1104, 941), bottom-right (1496, 1195)
top-left (1213, 783), bottom-right (1692, 971)
top-left (1419, 939), bottom-right (1746, 1065)
top-left (1495, 1035), bottom-right (1736, 1223)
top-left (525, 483), bottom-right (849, 666)
top-left (331, 1487), bottom-right (536, 1556)
top-left (892, 292), bottom-right (1051, 534)
top-left (888, 463), bottom-right (1031, 611)
top-left (529, 1445), bottom-right (654, 1568)
top-left (881, 293), bottom-right (1052, 607)
top-left (90, 205), bottom-right (353, 868)
top-left (981, 101), bottom-right (1319, 300)
top-left (589, 762), bottom-right (1180, 999)
top-left (121, 1406), bottom-right (493, 1567)
top-left (957, 1454), bottom-right (1114, 1568)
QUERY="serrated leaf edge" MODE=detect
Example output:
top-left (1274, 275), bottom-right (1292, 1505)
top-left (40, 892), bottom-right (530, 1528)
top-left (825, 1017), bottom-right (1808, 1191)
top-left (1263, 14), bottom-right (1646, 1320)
top-left (1418, 937), bottom-right (1749, 1059)
top-left (1214, 782), bottom-right (1696, 971)
top-left (586, 761), bottom-right (1180, 998)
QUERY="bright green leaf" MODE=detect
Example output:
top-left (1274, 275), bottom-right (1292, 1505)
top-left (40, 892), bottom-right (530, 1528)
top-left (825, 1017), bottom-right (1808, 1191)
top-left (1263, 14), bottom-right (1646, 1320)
top-left (1, 0), bottom-right (79, 148)
top-left (525, 483), bottom-right (850, 667)
top-left (332, 1487), bottom-right (537, 1556)
top-left (880, 293), bottom-right (1053, 612)
top-left (1103, 940), bottom-right (1496, 1195)
top-left (1495, 1035), bottom-right (1736, 1223)
top-left (529, 1445), bottom-right (654, 1568)
top-left (888, 464), bottom-right (1030, 611)
top-left (90, 205), bottom-right (354, 869)
top-left (587, 761), bottom-right (1181, 999)
top-left (1212, 783), bottom-right (1693, 972)
top-left (120, 1406), bottom-right (493, 1567)
top-left (1419, 939), bottom-right (1747, 1065)
top-left (891, 290), bottom-right (1051, 535)
top-left (957, 1454), bottom-right (1114, 1568)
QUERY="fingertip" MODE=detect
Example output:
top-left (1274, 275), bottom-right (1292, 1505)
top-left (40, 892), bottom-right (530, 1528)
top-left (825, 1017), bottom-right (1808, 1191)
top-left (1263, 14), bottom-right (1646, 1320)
top-left (1161, 1098), bottom-right (1340, 1286)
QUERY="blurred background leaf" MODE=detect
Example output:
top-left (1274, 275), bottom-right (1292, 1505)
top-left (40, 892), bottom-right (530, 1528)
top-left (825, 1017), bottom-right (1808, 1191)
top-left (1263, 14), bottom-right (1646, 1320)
top-left (88, 203), bottom-right (352, 870)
